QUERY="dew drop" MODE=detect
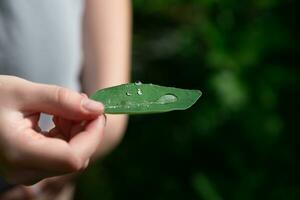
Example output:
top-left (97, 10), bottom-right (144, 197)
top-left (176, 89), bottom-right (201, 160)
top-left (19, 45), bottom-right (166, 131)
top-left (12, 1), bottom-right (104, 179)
top-left (137, 88), bottom-right (143, 95)
top-left (126, 92), bottom-right (132, 96)
top-left (135, 81), bottom-right (142, 85)
top-left (157, 94), bottom-right (178, 104)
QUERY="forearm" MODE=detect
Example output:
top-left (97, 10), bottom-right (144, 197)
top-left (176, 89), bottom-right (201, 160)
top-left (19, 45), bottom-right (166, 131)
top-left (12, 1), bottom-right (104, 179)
top-left (81, 0), bottom-right (132, 158)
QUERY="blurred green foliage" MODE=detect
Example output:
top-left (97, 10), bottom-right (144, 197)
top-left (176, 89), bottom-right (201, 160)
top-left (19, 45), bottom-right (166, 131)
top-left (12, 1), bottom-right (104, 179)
top-left (76, 0), bottom-right (300, 199)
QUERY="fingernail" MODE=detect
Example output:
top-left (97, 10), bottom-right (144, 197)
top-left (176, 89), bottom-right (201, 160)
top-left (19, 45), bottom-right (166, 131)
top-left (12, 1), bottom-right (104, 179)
top-left (82, 98), bottom-right (104, 114)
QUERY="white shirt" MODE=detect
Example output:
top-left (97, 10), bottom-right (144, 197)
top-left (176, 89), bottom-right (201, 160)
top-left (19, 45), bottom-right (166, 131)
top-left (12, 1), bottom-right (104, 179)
top-left (0, 0), bottom-right (84, 91)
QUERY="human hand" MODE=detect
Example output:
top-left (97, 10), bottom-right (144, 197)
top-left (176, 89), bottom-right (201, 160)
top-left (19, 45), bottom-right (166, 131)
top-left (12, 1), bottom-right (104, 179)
top-left (0, 175), bottom-right (75, 200)
top-left (0, 75), bottom-right (105, 185)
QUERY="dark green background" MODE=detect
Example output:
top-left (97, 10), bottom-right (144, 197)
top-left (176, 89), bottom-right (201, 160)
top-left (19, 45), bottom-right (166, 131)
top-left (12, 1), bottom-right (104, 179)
top-left (76, 0), bottom-right (300, 199)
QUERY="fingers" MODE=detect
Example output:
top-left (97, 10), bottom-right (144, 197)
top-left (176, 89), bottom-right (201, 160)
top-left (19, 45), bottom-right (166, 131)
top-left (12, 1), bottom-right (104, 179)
top-left (51, 116), bottom-right (73, 141)
top-left (35, 174), bottom-right (75, 197)
top-left (0, 76), bottom-right (106, 186)
top-left (0, 185), bottom-right (32, 200)
top-left (0, 174), bottom-right (74, 199)
top-left (51, 115), bottom-right (106, 165)
top-left (48, 126), bottom-right (69, 140)
top-left (22, 82), bottom-right (104, 120)
top-left (23, 113), bottom-right (41, 132)
top-left (4, 168), bottom-right (51, 186)
top-left (69, 115), bottom-right (106, 166)
top-left (6, 116), bottom-right (105, 181)
top-left (12, 130), bottom-right (81, 174)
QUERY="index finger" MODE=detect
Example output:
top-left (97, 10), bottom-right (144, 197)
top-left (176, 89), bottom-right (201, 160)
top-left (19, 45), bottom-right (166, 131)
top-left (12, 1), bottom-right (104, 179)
top-left (69, 115), bottom-right (106, 163)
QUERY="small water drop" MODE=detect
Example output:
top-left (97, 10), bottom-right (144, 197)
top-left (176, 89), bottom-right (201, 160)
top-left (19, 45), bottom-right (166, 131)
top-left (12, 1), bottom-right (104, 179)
top-left (126, 92), bottom-right (132, 96)
top-left (135, 81), bottom-right (142, 85)
top-left (137, 88), bottom-right (143, 95)
top-left (157, 94), bottom-right (178, 104)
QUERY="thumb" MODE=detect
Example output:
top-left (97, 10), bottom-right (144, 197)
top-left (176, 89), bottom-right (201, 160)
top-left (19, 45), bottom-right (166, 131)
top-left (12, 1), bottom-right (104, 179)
top-left (22, 82), bottom-right (104, 120)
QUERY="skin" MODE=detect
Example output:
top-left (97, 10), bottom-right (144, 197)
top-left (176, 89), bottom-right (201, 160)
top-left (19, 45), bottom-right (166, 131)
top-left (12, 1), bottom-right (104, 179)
top-left (82, 0), bottom-right (132, 158)
top-left (0, 76), bottom-right (105, 185)
top-left (0, 0), bottom-right (131, 199)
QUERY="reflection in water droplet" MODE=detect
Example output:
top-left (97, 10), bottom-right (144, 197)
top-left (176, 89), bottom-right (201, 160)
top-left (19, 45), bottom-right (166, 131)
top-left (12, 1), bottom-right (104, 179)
top-left (126, 92), bottom-right (132, 96)
top-left (157, 94), bottom-right (178, 104)
top-left (137, 88), bottom-right (143, 95)
top-left (135, 81), bottom-right (142, 85)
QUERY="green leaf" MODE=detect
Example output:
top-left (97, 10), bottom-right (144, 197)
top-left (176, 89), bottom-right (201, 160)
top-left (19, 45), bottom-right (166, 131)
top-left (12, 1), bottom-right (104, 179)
top-left (90, 83), bottom-right (202, 114)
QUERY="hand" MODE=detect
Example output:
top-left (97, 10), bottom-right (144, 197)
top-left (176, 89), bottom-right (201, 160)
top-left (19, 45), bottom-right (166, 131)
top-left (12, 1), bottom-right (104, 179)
top-left (0, 175), bottom-right (75, 200)
top-left (0, 75), bottom-right (105, 185)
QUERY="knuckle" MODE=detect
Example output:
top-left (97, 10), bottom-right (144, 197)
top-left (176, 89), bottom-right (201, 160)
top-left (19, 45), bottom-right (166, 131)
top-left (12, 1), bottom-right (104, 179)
top-left (53, 86), bottom-right (70, 105)
top-left (66, 155), bottom-right (85, 172)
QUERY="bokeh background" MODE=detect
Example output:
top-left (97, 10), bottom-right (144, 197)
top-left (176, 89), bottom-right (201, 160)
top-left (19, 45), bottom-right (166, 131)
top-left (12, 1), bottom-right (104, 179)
top-left (75, 0), bottom-right (300, 199)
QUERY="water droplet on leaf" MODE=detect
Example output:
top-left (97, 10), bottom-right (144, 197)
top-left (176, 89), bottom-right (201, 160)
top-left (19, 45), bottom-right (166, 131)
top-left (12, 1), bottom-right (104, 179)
top-left (157, 94), bottom-right (178, 104)
top-left (137, 88), bottom-right (143, 95)
top-left (135, 81), bottom-right (142, 85)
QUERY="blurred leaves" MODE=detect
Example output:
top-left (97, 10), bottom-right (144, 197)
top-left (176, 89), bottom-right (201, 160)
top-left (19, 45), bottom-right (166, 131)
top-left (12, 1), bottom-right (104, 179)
top-left (76, 0), bottom-right (300, 199)
top-left (210, 70), bottom-right (248, 110)
top-left (193, 174), bottom-right (223, 200)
